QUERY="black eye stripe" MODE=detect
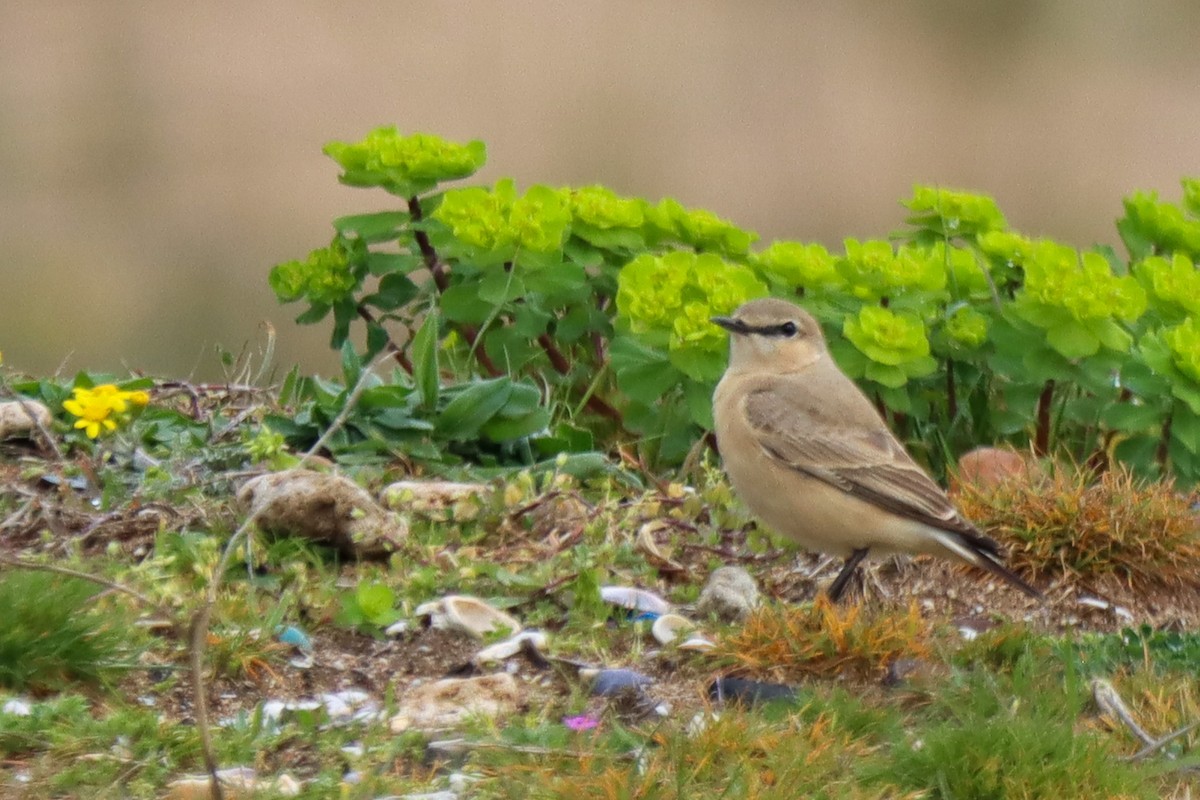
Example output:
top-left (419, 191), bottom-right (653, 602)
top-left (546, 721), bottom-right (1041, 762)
top-left (739, 321), bottom-right (801, 337)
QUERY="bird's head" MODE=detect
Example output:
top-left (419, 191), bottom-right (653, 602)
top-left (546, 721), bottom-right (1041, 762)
top-left (711, 298), bottom-right (827, 373)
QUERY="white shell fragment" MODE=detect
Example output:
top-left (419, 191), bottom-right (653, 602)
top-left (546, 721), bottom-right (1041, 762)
top-left (650, 614), bottom-right (696, 645)
top-left (1078, 595), bottom-right (1135, 622)
top-left (677, 636), bottom-right (717, 652)
top-left (0, 400), bottom-right (52, 441)
top-left (475, 630), bottom-right (548, 663)
top-left (416, 595), bottom-right (522, 639)
top-left (600, 586), bottom-right (671, 616)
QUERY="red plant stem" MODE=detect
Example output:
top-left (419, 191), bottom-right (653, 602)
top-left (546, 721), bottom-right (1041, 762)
top-left (1034, 379), bottom-right (1055, 456)
top-left (407, 196), bottom-right (448, 292)
top-left (1156, 411), bottom-right (1173, 472)
top-left (356, 304), bottom-right (413, 374)
top-left (535, 333), bottom-right (624, 424)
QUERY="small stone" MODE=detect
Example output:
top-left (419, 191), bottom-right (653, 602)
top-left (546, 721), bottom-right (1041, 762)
top-left (696, 566), bottom-right (759, 622)
top-left (583, 668), bottom-right (654, 697)
top-left (237, 469), bottom-right (407, 558)
top-left (707, 677), bottom-right (798, 707)
top-left (953, 447), bottom-right (1031, 491)
top-left (0, 399), bottom-right (51, 441)
top-left (390, 673), bottom-right (521, 733)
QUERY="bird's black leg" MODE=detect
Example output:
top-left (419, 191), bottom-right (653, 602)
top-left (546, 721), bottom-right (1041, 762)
top-left (825, 548), bottom-right (869, 603)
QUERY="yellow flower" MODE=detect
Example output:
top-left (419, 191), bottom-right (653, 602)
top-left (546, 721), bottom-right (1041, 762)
top-left (62, 384), bottom-right (150, 438)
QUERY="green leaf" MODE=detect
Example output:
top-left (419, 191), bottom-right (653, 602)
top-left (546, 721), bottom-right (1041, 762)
top-left (1045, 323), bottom-right (1100, 359)
top-left (683, 379), bottom-right (716, 429)
top-left (523, 261), bottom-right (589, 301)
top-left (1101, 401), bottom-right (1165, 434)
top-left (1088, 318), bottom-right (1133, 353)
top-left (332, 211), bottom-right (408, 242)
top-left (609, 336), bottom-right (684, 405)
top-left (295, 303), bottom-right (331, 325)
top-left (512, 304), bottom-right (553, 337)
top-left (1113, 435), bottom-right (1161, 476)
top-left (365, 253), bottom-right (420, 276)
top-left (864, 362), bottom-right (908, 388)
top-left (340, 339), bottom-right (362, 389)
top-left (354, 582), bottom-right (400, 626)
top-left (1171, 381), bottom-right (1200, 416)
top-left (1171, 405), bottom-right (1200, 454)
top-left (330, 300), bottom-right (356, 349)
top-left (436, 378), bottom-right (514, 439)
top-left (440, 284), bottom-right (493, 324)
top-left (478, 269), bottom-right (526, 305)
top-left (365, 322), bottom-right (390, 359)
top-left (411, 312), bottom-right (440, 412)
top-left (364, 274), bottom-right (418, 311)
top-left (481, 407), bottom-right (551, 442)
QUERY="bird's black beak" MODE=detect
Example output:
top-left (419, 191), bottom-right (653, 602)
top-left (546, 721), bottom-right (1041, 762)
top-left (711, 316), bottom-right (745, 334)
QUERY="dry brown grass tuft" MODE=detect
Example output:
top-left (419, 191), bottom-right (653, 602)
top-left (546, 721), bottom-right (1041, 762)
top-left (956, 463), bottom-right (1200, 589)
top-left (713, 596), bottom-right (933, 683)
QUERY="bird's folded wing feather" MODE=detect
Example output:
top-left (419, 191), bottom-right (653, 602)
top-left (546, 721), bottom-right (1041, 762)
top-left (744, 387), bottom-right (980, 539)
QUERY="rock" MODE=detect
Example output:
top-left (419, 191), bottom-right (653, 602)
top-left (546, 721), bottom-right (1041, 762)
top-left (237, 470), bottom-right (407, 558)
top-left (708, 676), bottom-right (798, 707)
top-left (696, 566), bottom-right (759, 622)
top-left (582, 668), bottom-right (654, 697)
top-left (0, 399), bottom-right (51, 440)
top-left (953, 446), bottom-right (1031, 491)
top-left (390, 673), bottom-right (522, 732)
top-left (166, 767), bottom-right (300, 798)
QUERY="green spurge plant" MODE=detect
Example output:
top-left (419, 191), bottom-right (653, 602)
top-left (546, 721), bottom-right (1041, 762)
top-left (271, 127), bottom-right (1200, 483)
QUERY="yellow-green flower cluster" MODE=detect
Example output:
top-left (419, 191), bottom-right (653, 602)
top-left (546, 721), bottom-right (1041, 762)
top-left (904, 185), bottom-right (1007, 238)
top-left (753, 241), bottom-right (842, 291)
top-left (843, 306), bottom-right (937, 387)
top-left (1019, 246), bottom-right (1146, 323)
top-left (323, 127), bottom-right (486, 197)
top-left (1134, 252), bottom-right (1200, 317)
top-left (269, 239), bottom-right (358, 305)
top-left (837, 240), bottom-right (946, 302)
top-left (1121, 190), bottom-right (1200, 261)
top-left (433, 179), bottom-right (571, 262)
top-left (564, 185), bottom-right (645, 230)
top-left (616, 252), bottom-right (767, 380)
top-left (647, 199), bottom-right (756, 257)
top-left (1184, 177), bottom-right (1200, 217)
top-left (63, 384), bottom-right (150, 439)
top-left (944, 306), bottom-right (990, 350)
top-left (1164, 317), bottom-right (1200, 386)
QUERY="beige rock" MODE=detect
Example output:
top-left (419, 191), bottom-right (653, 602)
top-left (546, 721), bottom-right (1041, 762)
top-left (166, 767), bottom-right (300, 798)
top-left (238, 469), bottom-right (407, 558)
top-left (696, 566), bottom-right (759, 622)
top-left (0, 399), bottom-right (52, 440)
top-left (390, 673), bottom-right (522, 732)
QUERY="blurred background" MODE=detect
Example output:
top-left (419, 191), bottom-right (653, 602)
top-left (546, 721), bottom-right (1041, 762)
top-left (2, 1), bottom-right (1199, 380)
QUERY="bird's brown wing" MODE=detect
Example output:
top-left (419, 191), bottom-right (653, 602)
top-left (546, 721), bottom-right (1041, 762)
top-left (743, 386), bottom-right (986, 543)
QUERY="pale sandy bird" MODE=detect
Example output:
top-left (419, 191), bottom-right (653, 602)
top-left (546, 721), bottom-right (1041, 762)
top-left (711, 298), bottom-right (1040, 602)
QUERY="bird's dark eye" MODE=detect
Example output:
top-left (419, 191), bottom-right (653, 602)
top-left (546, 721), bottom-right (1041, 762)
top-left (779, 321), bottom-right (799, 337)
